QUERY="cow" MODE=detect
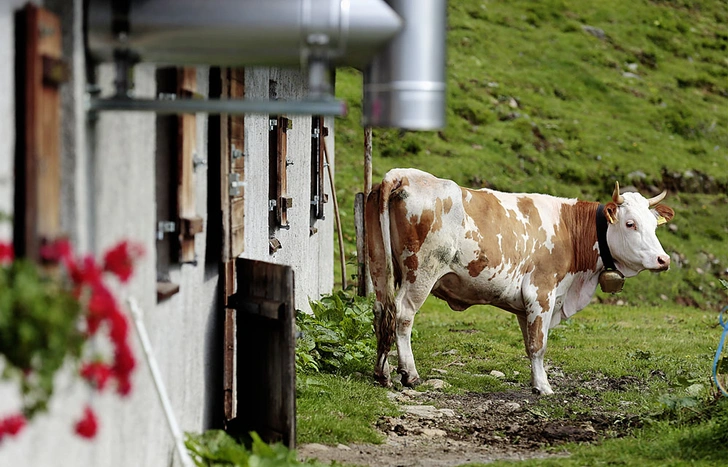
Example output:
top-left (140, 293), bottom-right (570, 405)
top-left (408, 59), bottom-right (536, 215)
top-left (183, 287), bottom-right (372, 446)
top-left (365, 168), bottom-right (675, 395)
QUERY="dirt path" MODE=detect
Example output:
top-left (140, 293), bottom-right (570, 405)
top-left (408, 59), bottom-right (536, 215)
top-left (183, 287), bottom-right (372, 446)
top-left (298, 375), bottom-right (641, 466)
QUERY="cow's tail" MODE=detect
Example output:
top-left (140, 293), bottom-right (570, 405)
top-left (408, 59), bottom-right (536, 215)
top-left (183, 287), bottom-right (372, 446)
top-left (366, 175), bottom-right (398, 381)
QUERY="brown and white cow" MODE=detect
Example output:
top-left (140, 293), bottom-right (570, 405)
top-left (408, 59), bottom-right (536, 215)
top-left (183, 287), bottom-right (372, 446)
top-left (365, 168), bottom-right (675, 395)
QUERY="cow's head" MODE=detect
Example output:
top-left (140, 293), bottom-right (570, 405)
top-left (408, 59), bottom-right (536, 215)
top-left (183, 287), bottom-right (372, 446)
top-left (604, 182), bottom-right (675, 277)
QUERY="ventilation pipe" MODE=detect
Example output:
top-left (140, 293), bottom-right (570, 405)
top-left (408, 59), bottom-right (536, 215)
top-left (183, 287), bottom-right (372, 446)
top-left (85, 0), bottom-right (402, 115)
top-left (86, 0), bottom-right (401, 68)
top-left (362, 0), bottom-right (447, 130)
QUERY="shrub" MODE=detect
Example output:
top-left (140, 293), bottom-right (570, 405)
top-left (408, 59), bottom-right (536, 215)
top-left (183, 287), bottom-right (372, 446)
top-left (296, 290), bottom-right (376, 376)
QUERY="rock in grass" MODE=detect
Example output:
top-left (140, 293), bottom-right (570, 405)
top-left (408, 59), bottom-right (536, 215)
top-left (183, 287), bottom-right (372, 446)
top-left (490, 370), bottom-right (506, 378)
top-left (424, 378), bottom-right (450, 390)
top-left (403, 405), bottom-right (441, 419)
top-left (421, 428), bottom-right (447, 437)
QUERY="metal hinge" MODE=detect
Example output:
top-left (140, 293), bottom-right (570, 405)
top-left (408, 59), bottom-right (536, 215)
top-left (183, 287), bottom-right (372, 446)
top-left (312, 127), bottom-right (320, 138)
top-left (269, 118), bottom-right (277, 132)
top-left (229, 173), bottom-right (245, 197)
top-left (269, 199), bottom-right (277, 212)
top-left (193, 152), bottom-right (207, 170)
top-left (231, 143), bottom-right (244, 159)
top-left (157, 221), bottom-right (176, 240)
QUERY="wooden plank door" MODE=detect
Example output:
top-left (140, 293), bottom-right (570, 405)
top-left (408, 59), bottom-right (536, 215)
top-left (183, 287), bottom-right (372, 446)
top-left (226, 258), bottom-right (296, 448)
top-left (219, 68), bottom-right (245, 421)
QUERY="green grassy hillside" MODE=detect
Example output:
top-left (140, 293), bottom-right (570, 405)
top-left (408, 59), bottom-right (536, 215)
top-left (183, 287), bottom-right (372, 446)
top-left (334, 0), bottom-right (728, 308)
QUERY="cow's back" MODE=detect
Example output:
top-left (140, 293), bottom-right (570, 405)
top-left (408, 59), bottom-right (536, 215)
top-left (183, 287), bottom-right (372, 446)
top-left (377, 168), bottom-right (585, 315)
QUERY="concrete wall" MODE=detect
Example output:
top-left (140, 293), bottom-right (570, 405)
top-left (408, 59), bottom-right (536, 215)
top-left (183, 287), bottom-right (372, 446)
top-left (242, 68), bottom-right (335, 313)
top-left (0, 0), bottom-right (335, 465)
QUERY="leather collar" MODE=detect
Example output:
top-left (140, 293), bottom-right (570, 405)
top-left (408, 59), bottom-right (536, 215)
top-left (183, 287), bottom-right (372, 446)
top-left (596, 204), bottom-right (617, 271)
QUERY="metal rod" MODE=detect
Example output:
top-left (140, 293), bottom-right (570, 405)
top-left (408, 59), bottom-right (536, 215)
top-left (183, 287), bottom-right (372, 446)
top-left (127, 297), bottom-right (195, 467)
top-left (88, 97), bottom-right (347, 116)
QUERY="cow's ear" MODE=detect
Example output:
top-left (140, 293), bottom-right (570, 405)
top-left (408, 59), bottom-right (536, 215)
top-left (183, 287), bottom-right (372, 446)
top-left (604, 202), bottom-right (619, 224)
top-left (653, 204), bottom-right (674, 225)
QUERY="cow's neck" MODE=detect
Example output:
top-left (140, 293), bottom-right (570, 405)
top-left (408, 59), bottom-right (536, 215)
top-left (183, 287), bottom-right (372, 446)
top-left (595, 204), bottom-right (618, 271)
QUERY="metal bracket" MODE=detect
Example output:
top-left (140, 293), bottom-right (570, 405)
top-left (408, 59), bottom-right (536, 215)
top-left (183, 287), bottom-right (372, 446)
top-left (229, 173), bottom-right (245, 197)
top-left (268, 199), bottom-right (277, 212)
top-left (157, 221), bottom-right (176, 240)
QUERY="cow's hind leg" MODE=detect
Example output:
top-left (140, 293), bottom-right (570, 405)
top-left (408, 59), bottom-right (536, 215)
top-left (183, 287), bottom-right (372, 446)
top-left (373, 301), bottom-right (395, 386)
top-left (394, 285), bottom-right (430, 387)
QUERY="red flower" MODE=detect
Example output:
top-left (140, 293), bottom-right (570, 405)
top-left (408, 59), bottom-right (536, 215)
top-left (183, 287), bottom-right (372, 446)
top-left (112, 342), bottom-right (135, 396)
top-left (74, 406), bottom-right (98, 439)
top-left (103, 241), bottom-right (144, 283)
top-left (0, 242), bottom-right (13, 264)
top-left (116, 374), bottom-right (132, 397)
top-left (0, 413), bottom-right (27, 438)
top-left (80, 362), bottom-right (113, 391)
top-left (39, 239), bottom-right (72, 263)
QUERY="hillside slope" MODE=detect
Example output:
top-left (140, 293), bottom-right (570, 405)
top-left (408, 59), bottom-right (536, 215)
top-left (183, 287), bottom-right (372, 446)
top-left (334, 0), bottom-right (728, 308)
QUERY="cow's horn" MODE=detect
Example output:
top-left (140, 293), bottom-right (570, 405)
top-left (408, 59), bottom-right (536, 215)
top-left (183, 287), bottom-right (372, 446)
top-left (647, 190), bottom-right (667, 207)
top-left (612, 181), bottom-right (624, 205)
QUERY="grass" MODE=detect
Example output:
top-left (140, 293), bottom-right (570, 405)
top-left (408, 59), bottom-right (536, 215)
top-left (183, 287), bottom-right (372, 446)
top-left (298, 297), bottom-right (728, 456)
top-left (296, 373), bottom-right (398, 445)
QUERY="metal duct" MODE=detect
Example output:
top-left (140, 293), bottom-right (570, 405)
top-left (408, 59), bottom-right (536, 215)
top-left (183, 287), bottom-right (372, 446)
top-left (362, 0), bottom-right (447, 130)
top-left (86, 0), bottom-right (402, 69)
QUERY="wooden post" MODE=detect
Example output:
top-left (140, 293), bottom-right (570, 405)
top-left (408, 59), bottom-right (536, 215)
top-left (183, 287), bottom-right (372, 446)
top-left (364, 126), bottom-right (373, 194)
top-left (358, 126), bottom-right (374, 295)
top-left (354, 193), bottom-right (366, 296)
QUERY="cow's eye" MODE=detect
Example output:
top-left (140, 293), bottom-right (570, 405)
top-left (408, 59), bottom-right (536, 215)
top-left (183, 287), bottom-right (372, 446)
top-left (625, 220), bottom-right (636, 230)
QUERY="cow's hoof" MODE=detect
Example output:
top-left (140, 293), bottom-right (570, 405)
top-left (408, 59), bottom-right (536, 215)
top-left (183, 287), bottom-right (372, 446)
top-left (374, 373), bottom-right (392, 388)
top-left (398, 370), bottom-right (420, 388)
top-left (531, 386), bottom-right (554, 396)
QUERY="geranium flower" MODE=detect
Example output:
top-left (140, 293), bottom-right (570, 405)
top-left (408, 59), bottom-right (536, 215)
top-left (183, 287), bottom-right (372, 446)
top-left (74, 406), bottom-right (98, 439)
top-left (39, 239), bottom-right (72, 263)
top-left (80, 362), bottom-right (113, 391)
top-left (0, 413), bottom-right (27, 439)
top-left (103, 241), bottom-right (144, 283)
top-left (0, 242), bottom-right (13, 264)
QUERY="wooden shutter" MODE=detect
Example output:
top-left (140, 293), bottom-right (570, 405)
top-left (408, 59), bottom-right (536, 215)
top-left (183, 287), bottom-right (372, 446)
top-left (177, 67), bottom-right (203, 263)
top-left (269, 115), bottom-right (290, 233)
top-left (310, 116), bottom-right (328, 222)
top-left (14, 4), bottom-right (64, 261)
top-left (226, 258), bottom-right (296, 448)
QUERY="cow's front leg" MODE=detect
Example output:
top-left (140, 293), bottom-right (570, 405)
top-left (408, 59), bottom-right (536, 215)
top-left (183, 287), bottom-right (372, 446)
top-left (520, 312), bottom-right (554, 395)
top-left (394, 293), bottom-right (422, 387)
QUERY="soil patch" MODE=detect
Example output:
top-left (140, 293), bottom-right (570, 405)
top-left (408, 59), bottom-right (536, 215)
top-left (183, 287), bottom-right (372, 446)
top-left (298, 374), bottom-right (642, 466)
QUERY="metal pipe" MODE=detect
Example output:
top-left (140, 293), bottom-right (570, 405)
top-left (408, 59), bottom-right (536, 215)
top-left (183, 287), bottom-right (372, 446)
top-left (87, 96), bottom-right (347, 116)
top-left (362, 0), bottom-right (447, 130)
top-left (86, 0), bottom-right (402, 69)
